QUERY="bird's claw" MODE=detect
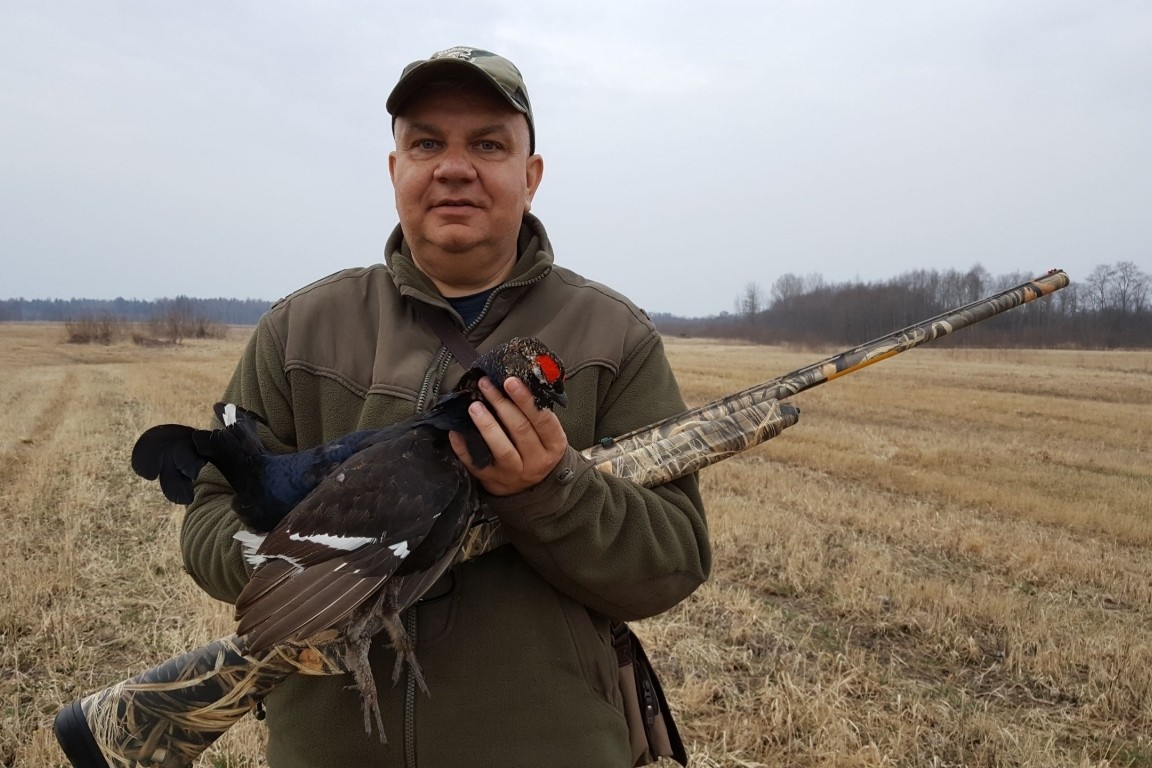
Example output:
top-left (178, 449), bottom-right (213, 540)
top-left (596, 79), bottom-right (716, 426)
top-left (390, 644), bottom-right (431, 697)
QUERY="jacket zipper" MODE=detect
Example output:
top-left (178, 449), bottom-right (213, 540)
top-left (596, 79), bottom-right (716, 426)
top-left (415, 346), bottom-right (452, 412)
top-left (404, 609), bottom-right (418, 768)
top-left (403, 270), bottom-right (549, 766)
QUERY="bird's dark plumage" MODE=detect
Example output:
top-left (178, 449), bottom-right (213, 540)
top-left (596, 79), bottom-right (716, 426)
top-left (132, 402), bottom-right (383, 531)
top-left (131, 337), bottom-right (567, 738)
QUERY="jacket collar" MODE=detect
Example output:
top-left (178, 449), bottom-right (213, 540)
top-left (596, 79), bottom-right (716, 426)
top-left (384, 213), bottom-right (555, 321)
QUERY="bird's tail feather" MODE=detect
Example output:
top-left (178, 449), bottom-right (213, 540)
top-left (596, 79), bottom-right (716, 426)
top-left (131, 424), bottom-right (205, 505)
top-left (131, 402), bottom-right (269, 506)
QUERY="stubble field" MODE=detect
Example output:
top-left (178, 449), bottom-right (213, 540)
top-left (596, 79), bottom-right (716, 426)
top-left (1, 323), bottom-right (1150, 767)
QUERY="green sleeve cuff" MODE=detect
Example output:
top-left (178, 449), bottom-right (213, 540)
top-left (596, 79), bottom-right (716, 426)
top-left (482, 446), bottom-right (594, 526)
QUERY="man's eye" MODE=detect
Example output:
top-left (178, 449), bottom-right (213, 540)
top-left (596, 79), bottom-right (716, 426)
top-left (416, 139), bottom-right (439, 151)
top-left (476, 140), bottom-right (501, 151)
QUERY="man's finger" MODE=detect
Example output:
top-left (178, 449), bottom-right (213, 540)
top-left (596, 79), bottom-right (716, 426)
top-left (479, 377), bottom-right (535, 437)
top-left (500, 378), bottom-right (568, 452)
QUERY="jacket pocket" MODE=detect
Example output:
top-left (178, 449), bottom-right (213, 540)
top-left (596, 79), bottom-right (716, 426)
top-left (555, 591), bottom-right (623, 711)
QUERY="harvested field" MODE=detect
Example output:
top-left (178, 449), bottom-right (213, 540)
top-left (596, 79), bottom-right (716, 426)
top-left (1, 323), bottom-right (1149, 767)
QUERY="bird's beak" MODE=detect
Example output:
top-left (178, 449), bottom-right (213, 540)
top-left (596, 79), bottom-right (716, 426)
top-left (549, 390), bottom-right (568, 408)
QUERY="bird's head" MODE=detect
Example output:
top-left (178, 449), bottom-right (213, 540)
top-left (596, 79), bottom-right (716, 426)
top-left (466, 337), bottom-right (567, 411)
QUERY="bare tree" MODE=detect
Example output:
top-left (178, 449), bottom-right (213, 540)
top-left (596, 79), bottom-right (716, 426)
top-left (962, 264), bottom-right (991, 302)
top-left (770, 273), bottom-right (825, 305)
top-left (770, 274), bottom-right (803, 305)
top-left (737, 282), bottom-right (764, 321)
top-left (1053, 282), bottom-right (1080, 316)
top-left (1083, 264), bottom-right (1117, 312)
top-left (1111, 261), bottom-right (1150, 314)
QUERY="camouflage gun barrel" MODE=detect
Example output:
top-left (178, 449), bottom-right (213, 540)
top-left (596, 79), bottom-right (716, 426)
top-left (53, 270), bottom-right (1069, 768)
top-left (583, 269), bottom-right (1070, 468)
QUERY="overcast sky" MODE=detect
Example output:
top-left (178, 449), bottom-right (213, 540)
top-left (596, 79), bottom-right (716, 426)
top-left (2, 1), bottom-right (1150, 317)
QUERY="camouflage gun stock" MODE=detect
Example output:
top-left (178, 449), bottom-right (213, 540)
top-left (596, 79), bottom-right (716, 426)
top-left (54, 270), bottom-right (1069, 768)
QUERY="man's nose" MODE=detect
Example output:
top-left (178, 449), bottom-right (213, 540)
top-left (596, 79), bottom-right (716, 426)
top-left (433, 145), bottom-right (478, 182)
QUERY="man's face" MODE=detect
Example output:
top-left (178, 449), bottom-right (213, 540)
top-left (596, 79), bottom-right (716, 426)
top-left (389, 84), bottom-right (543, 295)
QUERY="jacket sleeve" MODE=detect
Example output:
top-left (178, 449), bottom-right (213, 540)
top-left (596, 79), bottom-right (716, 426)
top-left (484, 331), bottom-right (711, 621)
top-left (180, 317), bottom-right (296, 604)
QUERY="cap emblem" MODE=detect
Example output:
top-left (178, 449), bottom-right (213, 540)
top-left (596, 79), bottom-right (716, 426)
top-left (432, 46), bottom-right (480, 61)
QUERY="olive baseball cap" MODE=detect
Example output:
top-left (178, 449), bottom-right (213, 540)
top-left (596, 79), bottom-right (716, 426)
top-left (386, 46), bottom-right (535, 152)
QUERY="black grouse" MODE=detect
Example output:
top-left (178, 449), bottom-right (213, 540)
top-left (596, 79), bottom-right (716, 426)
top-left (131, 337), bottom-right (567, 737)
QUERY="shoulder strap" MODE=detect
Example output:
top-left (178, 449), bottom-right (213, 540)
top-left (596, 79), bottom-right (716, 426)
top-left (414, 302), bottom-right (478, 368)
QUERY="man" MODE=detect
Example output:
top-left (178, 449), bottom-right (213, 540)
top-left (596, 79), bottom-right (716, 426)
top-left (182, 46), bottom-right (710, 767)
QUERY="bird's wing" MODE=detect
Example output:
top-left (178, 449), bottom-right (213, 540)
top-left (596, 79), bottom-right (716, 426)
top-left (235, 427), bottom-right (474, 649)
top-left (236, 546), bottom-right (392, 649)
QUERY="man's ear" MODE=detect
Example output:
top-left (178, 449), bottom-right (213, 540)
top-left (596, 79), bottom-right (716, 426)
top-left (524, 154), bottom-right (544, 211)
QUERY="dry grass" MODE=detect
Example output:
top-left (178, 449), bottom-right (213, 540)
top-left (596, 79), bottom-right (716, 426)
top-left (1, 325), bottom-right (1149, 767)
top-left (652, 339), bottom-right (1152, 767)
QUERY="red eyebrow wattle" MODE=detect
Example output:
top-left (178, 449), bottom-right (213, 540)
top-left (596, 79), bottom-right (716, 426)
top-left (536, 355), bottom-right (561, 382)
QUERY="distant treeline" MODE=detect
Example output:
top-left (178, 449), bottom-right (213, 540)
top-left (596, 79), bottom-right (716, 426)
top-left (653, 262), bottom-right (1151, 349)
top-left (4, 262), bottom-right (1149, 350)
top-left (0, 296), bottom-right (272, 325)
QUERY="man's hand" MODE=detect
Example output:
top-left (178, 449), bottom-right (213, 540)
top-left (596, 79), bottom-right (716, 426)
top-left (449, 376), bottom-right (568, 496)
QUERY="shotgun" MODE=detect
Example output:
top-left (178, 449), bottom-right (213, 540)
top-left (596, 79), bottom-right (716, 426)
top-left (53, 270), bottom-right (1069, 768)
